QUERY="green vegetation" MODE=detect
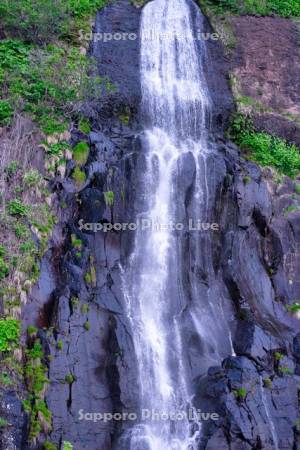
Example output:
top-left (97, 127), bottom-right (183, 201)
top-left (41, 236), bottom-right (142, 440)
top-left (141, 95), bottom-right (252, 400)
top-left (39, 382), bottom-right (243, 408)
top-left (285, 204), bottom-right (300, 215)
top-left (279, 366), bottom-right (294, 375)
top-left (14, 223), bottom-right (29, 239)
top-left (71, 296), bottom-right (79, 309)
top-left (0, 0), bottom-right (109, 44)
top-left (0, 39), bottom-right (109, 131)
top-left (230, 115), bottom-right (300, 178)
top-left (27, 325), bottom-right (38, 336)
top-left (43, 441), bottom-right (57, 450)
top-left (263, 377), bottom-right (272, 389)
top-left (200, 0), bottom-right (300, 17)
top-left (0, 417), bottom-right (9, 427)
top-left (1, 371), bottom-right (13, 386)
top-left (24, 337), bottom-right (52, 442)
top-left (84, 258), bottom-right (96, 287)
top-left (57, 340), bottom-right (63, 351)
top-left (7, 199), bottom-right (28, 216)
top-left (84, 321), bottom-right (90, 331)
top-left (23, 170), bottom-right (42, 187)
top-left (4, 161), bottom-right (18, 178)
top-left (81, 303), bottom-right (89, 314)
top-left (84, 273), bottom-right (92, 284)
top-left (295, 184), bottom-right (300, 195)
top-left (62, 442), bottom-right (73, 450)
top-left (0, 100), bottom-right (13, 125)
top-left (72, 141), bottom-right (89, 165)
top-left (286, 302), bottom-right (300, 313)
top-left (233, 387), bottom-right (247, 401)
top-left (274, 351), bottom-right (284, 361)
top-left (78, 118), bottom-right (91, 134)
top-left (72, 167), bottom-right (86, 186)
top-left (0, 1), bottom-right (112, 443)
top-left (71, 234), bottom-right (82, 249)
top-left (0, 257), bottom-right (9, 280)
top-left (0, 318), bottom-right (20, 352)
top-left (119, 112), bottom-right (130, 125)
top-left (104, 190), bottom-right (115, 207)
top-left (65, 373), bottom-right (75, 384)
top-left (243, 176), bottom-right (251, 185)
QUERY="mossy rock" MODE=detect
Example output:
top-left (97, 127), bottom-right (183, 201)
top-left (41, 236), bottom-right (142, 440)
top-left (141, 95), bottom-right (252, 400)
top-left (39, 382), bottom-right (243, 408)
top-left (72, 142), bottom-right (89, 165)
top-left (72, 167), bottom-right (86, 187)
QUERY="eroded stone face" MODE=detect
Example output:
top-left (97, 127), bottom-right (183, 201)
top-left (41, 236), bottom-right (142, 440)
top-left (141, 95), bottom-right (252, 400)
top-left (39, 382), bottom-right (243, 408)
top-left (229, 15), bottom-right (300, 146)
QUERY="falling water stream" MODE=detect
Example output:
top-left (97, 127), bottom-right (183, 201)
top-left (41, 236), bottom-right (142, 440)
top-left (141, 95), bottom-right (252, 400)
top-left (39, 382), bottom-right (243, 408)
top-left (121, 0), bottom-right (232, 448)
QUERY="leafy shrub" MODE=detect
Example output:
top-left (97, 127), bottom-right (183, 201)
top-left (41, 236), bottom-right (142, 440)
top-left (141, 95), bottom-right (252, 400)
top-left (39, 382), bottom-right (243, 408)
top-left (4, 160), bottom-right (18, 178)
top-left (279, 366), bottom-right (294, 375)
top-left (44, 441), bottom-right (57, 450)
top-left (23, 169), bottom-right (42, 187)
top-left (81, 303), bottom-right (89, 314)
top-left (0, 100), bottom-right (13, 125)
top-left (274, 351), bottom-right (283, 361)
top-left (0, 0), bottom-right (68, 44)
top-left (0, 39), bottom-right (30, 72)
top-left (0, 418), bottom-right (9, 427)
top-left (7, 199), bottom-right (28, 216)
top-left (62, 442), bottom-right (73, 450)
top-left (263, 377), bottom-right (272, 388)
top-left (78, 118), bottom-right (91, 134)
top-left (72, 167), bottom-right (86, 186)
top-left (0, 258), bottom-right (9, 280)
top-left (0, 39), bottom-right (110, 129)
top-left (233, 387), bottom-right (247, 401)
top-left (203, 0), bottom-right (300, 17)
top-left (243, 176), bottom-right (251, 185)
top-left (286, 302), bottom-right (300, 313)
top-left (0, 318), bottom-right (20, 352)
top-left (1, 372), bottom-right (12, 386)
top-left (27, 325), bottom-right (38, 336)
top-left (72, 141), bottom-right (89, 165)
top-left (104, 191), bottom-right (115, 206)
top-left (266, 0), bottom-right (300, 17)
top-left (230, 115), bottom-right (300, 178)
top-left (0, 0), bottom-right (108, 44)
top-left (64, 373), bottom-right (75, 384)
top-left (71, 234), bottom-right (82, 249)
top-left (67, 0), bottom-right (107, 17)
top-left (14, 223), bottom-right (29, 239)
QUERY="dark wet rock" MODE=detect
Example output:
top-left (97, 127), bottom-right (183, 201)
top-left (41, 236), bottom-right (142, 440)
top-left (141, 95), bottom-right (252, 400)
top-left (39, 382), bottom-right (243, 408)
top-left (234, 316), bottom-right (281, 362)
top-left (196, 354), bottom-right (299, 450)
top-left (79, 188), bottom-right (106, 225)
top-left (46, 292), bottom-right (114, 450)
top-left (0, 392), bottom-right (27, 450)
top-left (92, 0), bottom-right (141, 109)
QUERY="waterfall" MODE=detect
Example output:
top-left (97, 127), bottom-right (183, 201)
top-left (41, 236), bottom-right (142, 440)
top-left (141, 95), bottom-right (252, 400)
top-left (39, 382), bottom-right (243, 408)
top-left (121, 0), bottom-right (231, 448)
top-left (259, 377), bottom-right (279, 450)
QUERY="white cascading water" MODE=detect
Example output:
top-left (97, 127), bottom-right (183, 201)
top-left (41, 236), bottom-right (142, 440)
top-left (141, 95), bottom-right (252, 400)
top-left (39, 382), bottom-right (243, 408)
top-left (122, 0), bottom-right (231, 448)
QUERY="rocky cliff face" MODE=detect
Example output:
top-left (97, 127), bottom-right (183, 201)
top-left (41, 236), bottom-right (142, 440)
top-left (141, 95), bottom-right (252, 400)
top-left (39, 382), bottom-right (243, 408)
top-left (228, 15), bottom-right (300, 146)
top-left (4, 1), bottom-right (299, 449)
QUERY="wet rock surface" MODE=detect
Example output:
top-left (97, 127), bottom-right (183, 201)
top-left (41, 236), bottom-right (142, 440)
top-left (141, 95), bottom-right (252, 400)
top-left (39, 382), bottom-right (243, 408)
top-left (0, 392), bottom-right (27, 450)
